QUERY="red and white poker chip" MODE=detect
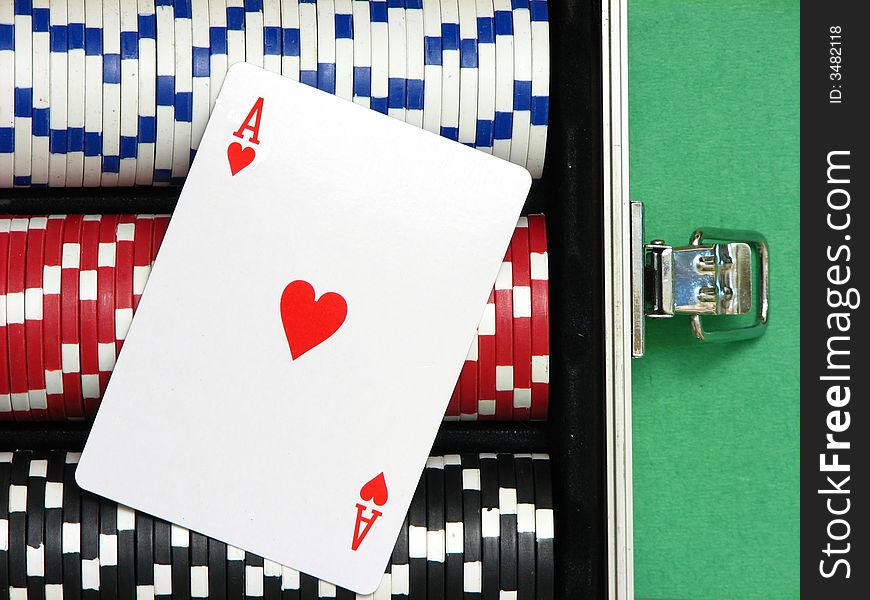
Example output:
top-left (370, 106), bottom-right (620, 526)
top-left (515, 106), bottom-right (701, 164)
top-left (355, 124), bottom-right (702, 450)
top-left (459, 333), bottom-right (479, 420)
top-left (61, 214), bottom-right (84, 419)
top-left (132, 215), bottom-right (154, 310)
top-left (151, 214), bottom-right (171, 264)
top-left (114, 215), bottom-right (136, 354)
top-left (476, 291), bottom-right (497, 420)
top-left (25, 216), bottom-right (49, 419)
top-left (7, 217), bottom-right (32, 421)
top-left (0, 218), bottom-right (13, 420)
top-left (445, 381), bottom-right (461, 420)
top-left (510, 217), bottom-right (532, 420)
top-left (527, 214), bottom-right (549, 420)
top-left (494, 245), bottom-right (514, 420)
top-left (42, 215), bottom-right (66, 420)
top-left (97, 215), bottom-right (119, 396)
top-left (79, 215), bottom-right (102, 417)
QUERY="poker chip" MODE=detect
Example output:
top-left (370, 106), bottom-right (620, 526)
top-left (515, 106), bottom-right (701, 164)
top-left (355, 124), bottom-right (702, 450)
top-left (390, 512), bottom-right (410, 598)
top-left (136, 511), bottom-right (156, 600)
top-left (350, 0), bottom-right (370, 107)
top-left (0, 452), bottom-right (13, 593)
top-left (152, 213), bottom-right (171, 261)
top-left (0, 3), bottom-right (14, 188)
top-left (511, 217), bottom-right (532, 420)
top-left (281, 563), bottom-right (301, 599)
top-left (13, 0), bottom-right (33, 188)
top-left (245, 0), bottom-right (265, 69)
top-left (0, 221), bottom-right (11, 421)
top-left (117, 504), bottom-right (138, 599)
top-left (26, 453), bottom-right (48, 599)
top-left (297, 0), bottom-right (318, 88)
top-left (368, 0), bottom-right (388, 114)
top-left (153, 518), bottom-right (172, 598)
top-left (43, 215), bottom-right (66, 420)
top-left (461, 453), bottom-right (482, 598)
top-left (119, 0), bottom-right (141, 184)
top-left (60, 214), bottom-right (84, 419)
top-left (208, 0), bottom-right (230, 110)
top-left (479, 453), bottom-right (499, 600)
top-left (444, 376), bottom-right (459, 421)
top-left (526, 0), bottom-right (548, 178)
top-left (7, 218), bottom-right (32, 420)
top-left (25, 216), bottom-right (48, 420)
top-left (456, 0), bottom-right (478, 146)
top-left (419, 0), bottom-right (441, 134)
top-left (532, 454), bottom-right (554, 600)
top-left (99, 496), bottom-right (120, 599)
top-left (246, 550), bottom-right (265, 599)
top-left (425, 457), bottom-right (445, 600)
top-left (8, 451), bottom-right (31, 597)
top-left (154, 0), bottom-right (175, 185)
top-left (513, 454), bottom-right (535, 600)
top-left (100, 0), bottom-right (123, 187)
top-left (136, 0), bottom-right (158, 185)
top-left (333, 0), bottom-right (353, 101)
top-left (62, 452), bottom-right (83, 600)
top-left (226, 544), bottom-right (246, 599)
top-left (439, 0), bottom-right (460, 140)
top-left (65, 0), bottom-right (86, 186)
top-left (264, 557), bottom-right (283, 600)
top-left (171, 0), bottom-right (193, 184)
top-left (80, 486), bottom-right (101, 600)
top-left (32, 0), bottom-right (51, 188)
top-left (171, 524), bottom-right (192, 600)
top-left (44, 452), bottom-right (66, 598)
top-left (497, 454), bottom-right (518, 599)
top-left (48, 0), bottom-right (69, 187)
top-left (526, 214), bottom-right (548, 420)
top-left (474, 0), bottom-right (495, 153)
top-left (491, 0), bottom-right (513, 160)
top-left (280, 0), bottom-right (301, 82)
top-left (207, 537), bottom-right (228, 600)
top-left (190, 0), bottom-right (212, 158)
top-left (404, 0), bottom-right (423, 128)
top-left (459, 331), bottom-right (478, 420)
top-left (132, 213), bottom-right (153, 310)
top-left (114, 214), bottom-right (136, 353)
top-left (475, 292), bottom-right (496, 420)
top-left (78, 215), bottom-right (101, 416)
top-left (443, 455), bottom-right (464, 600)
top-left (191, 530), bottom-right (210, 598)
top-left (494, 246), bottom-right (513, 420)
top-left (316, 0), bottom-right (336, 95)
top-left (225, 0), bottom-right (247, 72)
top-left (508, 0), bottom-right (531, 169)
top-left (263, 0), bottom-right (284, 76)
top-left (407, 469), bottom-right (426, 599)
top-left (81, 0), bottom-right (103, 186)
top-left (299, 571), bottom-right (318, 600)
top-left (386, 0), bottom-right (406, 122)
top-left (97, 215), bottom-right (119, 395)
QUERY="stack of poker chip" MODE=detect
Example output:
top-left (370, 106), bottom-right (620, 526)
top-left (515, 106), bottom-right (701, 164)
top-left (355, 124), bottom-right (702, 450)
top-left (0, 0), bottom-right (550, 188)
top-left (0, 213), bottom-right (550, 422)
top-left (0, 451), bottom-right (555, 599)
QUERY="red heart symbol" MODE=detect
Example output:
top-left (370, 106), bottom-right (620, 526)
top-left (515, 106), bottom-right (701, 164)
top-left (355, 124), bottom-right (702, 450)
top-left (227, 141), bottom-right (256, 176)
top-left (359, 473), bottom-right (388, 506)
top-left (280, 280), bottom-right (347, 360)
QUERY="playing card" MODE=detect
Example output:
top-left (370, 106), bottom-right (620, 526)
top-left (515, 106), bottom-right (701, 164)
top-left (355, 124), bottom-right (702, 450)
top-left (76, 63), bottom-right (531, 593)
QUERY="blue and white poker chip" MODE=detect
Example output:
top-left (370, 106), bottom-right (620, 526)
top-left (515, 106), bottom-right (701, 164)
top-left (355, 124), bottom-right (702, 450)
top-left (457, 0), bottom-right (478, 146)
top-left (420, 0), bottom-right (441, 134)
top-left (316, 0), bottom-right (336, 94)
top-left (119, 0), bottom-right (140, 185)
top-left (13, 0), bottom-right (33, 187)
top-left (153, 0), bottom-right (175, 185)
top-left (280, 0), bottom-right (301, 81)
top-left (350, 0), bottom-right (371, 107)
top-left (404, 0), bottom-right (424, 128)
top-left (48, 0), bottom-right (68, 187)
top-left (492, 0), bottom-right (513, 160)
top-left (263, 0), bottom-right (283, 74)
top-left (298, 0), bottom-right (317, 87)
top-left (0, 2), bottom-right (14, 188)
top-left (101, 0), bottom-right (122, 187)
top-left (386, 0), bottom-right (406, 122)
top-left (244, 0), bottom-right (265, 69)
top-left (136, 0), bottom-right (157, 185)
top-left (508, 0), bottom-right (532, 169)
top-left (475, 0), bottom-right (496, 153)
top-left (82, 0), bottom-right (103, 185)
top-left (439, 0), bottom-right (460, 141)
top-left (527, 0), bottom-right (548, 178)
top-left (334, 0), bottom-right (353, 100)
top-left (369, 0), bottom-right (388, 114)
top-left (190, 0), bottom-right (210, 157)
top-left (171, 0), bottom-right (192, 183)
top-left (65, 0), bottom-right (85, 186)
top-left (208, 0), bottom-right (229, 109)
top-left (31, 0), bottom-right (51, 187)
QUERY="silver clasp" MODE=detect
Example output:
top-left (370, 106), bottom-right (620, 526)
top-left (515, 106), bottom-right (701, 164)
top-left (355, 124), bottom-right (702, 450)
top-left (631, 202), bottom-right (769, 357)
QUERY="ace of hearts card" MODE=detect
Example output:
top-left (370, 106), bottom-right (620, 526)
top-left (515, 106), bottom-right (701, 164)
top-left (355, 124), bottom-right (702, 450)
top-left (76, 63), bottom-right (531, 593)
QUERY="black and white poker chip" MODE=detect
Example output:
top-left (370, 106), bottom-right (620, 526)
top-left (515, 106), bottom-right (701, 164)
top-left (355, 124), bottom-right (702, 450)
top-left (207, 537), bottom-right (227, 600)
top-left (80, 488), bottom-right (101, 600)
top-left (8, 451), bottom-right (30, 597)
top-left (99, 495), bottom-right (119, 600)
top-left (442, 455), bottom-right (464, 600)
top-left (153, 518), bottom-right (173, 598)
top-left (62, 452), bottom-right (83, 600)
top-left (514, 455), bottom-right (536, 600)
top-left (44, 452), bottom-right (66, 598)
top-left (280, 563), bottom-right (301, 600)
top-left (27, 452), bottom-right (48, 600)
top-left (479, 453), bottom-right (499, 600)
top-left (116, 504), bottom-right (137, 600)
top-left (136, 511), bottom-right (155, 600)
top-left (299, 571), bottom-right (319, 600)
top-left (171, 524), bottom-right (191, 600)
top-left (461, 453), bottom-right (482, 599)
top-left (497, 454), bottom-right (518, 600)
top-left (408, 469), bottom-right (427, 600)
top-left (532, 455), bottom-right (554, 600)
top-left (425, 456), bottom-right (445, 600)
top-left (226, 544), bottom-right (246, 600)
top-left (190, 530), bottom-right (210, 599)
top-left (245, 550), bottom-right (264, 599)
top-left (263, 557), bottom-right (282, 600)
top-left (391, 509), bottom-right (410, 598)
top-left (0, 451), bottom-right (14, 595)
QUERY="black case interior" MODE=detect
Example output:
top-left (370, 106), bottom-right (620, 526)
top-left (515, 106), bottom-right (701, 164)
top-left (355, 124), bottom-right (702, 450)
top-left (0, 1), bottom-right (607, 596)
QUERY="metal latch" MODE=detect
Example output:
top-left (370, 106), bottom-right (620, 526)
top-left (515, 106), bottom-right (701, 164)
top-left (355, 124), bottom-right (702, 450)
top-left (631, 201), bottom-right (769, 357)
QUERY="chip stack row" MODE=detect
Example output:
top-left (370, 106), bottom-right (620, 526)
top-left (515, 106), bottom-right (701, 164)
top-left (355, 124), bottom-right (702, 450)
top-left (0, 213), bottom-right (549, 422)
top-left (0, 0), bottom-right (550, 188)
top-left (0, 451), bottom-right (555, 599)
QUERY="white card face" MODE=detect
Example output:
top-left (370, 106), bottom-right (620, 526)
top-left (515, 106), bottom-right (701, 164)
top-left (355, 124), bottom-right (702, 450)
top-left (77, 63), bottom-right (530, 594)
